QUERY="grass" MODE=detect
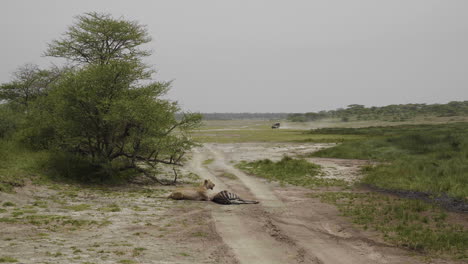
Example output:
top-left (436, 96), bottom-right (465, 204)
top-left (310, 123), bottom-right (468, 199)
top-left (0, 256), bottom-right (18, 263)
top-left (237, 156), bottom-right (346, 187)
top-left (0, 140), bottom-right (49, 192)
top-left (132, 247), bottom-right (147, 257)
top-left (219, 172), bottom-right (237, 179)
top-left (193, 128), bottom-right (362, 143)
top-left (98, 203), bottom-right (121, 212)
top-left (2, 202), bottom-right (15, 207)
top-left (0, 214), bottom-right (99, 231)
top-left (118, 260), bottom-right (138, 264)
top-left (202, 158), bottom-right (214, 165)
top-left (310, 192), bottom-right (468, 260)
top-left (63, 204), bottom-right (91, 211)
top-left (191, 231), bottom-right (208, 237)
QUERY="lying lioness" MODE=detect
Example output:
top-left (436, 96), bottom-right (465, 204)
top-left (168, 179), bottom-right (215, 201)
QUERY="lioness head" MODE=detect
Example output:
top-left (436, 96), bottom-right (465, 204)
top-left (203, 179), bottom-right (215, 190)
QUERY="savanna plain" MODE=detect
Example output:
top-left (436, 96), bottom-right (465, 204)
top-left (1, 117), bottom-right (467, 264)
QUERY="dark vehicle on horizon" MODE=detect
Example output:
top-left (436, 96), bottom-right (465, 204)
top-left (271, 123), bottom-right (280, 129)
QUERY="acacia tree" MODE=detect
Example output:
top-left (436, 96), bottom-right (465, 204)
top-left (31, 12), bottom-right (201, 182)
top-left (46, 12), bottom-right (151, 65)
top-left (0, 64), bottom-right (63, 109)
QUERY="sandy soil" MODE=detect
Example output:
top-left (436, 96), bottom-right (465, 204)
top-left (0, 143), bottom-right (459, 263)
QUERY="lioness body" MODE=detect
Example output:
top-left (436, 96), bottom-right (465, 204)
top-left (168, 179), bottom-right (215, 201)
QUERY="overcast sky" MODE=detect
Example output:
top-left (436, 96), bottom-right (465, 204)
top-left (1, 0), bottom-right (467, 112)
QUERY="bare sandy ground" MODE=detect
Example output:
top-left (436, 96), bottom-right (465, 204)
top-left (0, 143), bottom-right (460, 263)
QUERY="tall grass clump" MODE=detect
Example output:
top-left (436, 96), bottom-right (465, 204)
top-left (237, 156), bottom-right (345, 187)
top-left (0, 139), bottom-right (50, 192)
top-left (310, 123), bottom-right (468, 199)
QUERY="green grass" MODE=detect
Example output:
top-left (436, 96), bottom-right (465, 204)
top-left (219, 172), bottom-right (237, 179)
top-left (63, 204), bottom-right (91, 211)
top-left (0, 214), bottom-right (99, 231)
top-left (202, 159), bottom-right (214, 165)
top-left (237, 156), bottom-right (346, 187)
top-left (191, 231), bottom-right (208, 237)
top-left (310, 123), bottom-right (468, 198)
top-left (132, 247), bottom-right (147, 257)
top-left (0, 256), bottom-right (18, 263)
top-left (311, 192), bottom-right (468, 259)
top-left (2, 202), bottom-right (15, 207)
top-left (98, 203), bottom-right (121, 212)
top-left (0, 140), bottom-right (49, 192)
top-left (193, 128), bottom-right (362, 143)
top-left (118, 260), bottom-right (137, 264)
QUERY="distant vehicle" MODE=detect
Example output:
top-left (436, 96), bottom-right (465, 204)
top-left (271, 123), bottom-right (280, 129)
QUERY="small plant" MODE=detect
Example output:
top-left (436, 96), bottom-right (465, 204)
top-left (202, 158), bottom-right (214, 165)
top-left (132, 206), bottom-right (147, 212)
top-left (118, 260), bottom-right (137, 264)
top-left (132, 247), bottom-right (147, 257)
top-left (98, 203), bottom-right (121, 212)
top-left (219, 172), bottom-right (237, 179)
top-left (45, 251), bottom-right (63, 257)
top-left (32, 200), bottom-right (48, 208)
top-left (191, 231), bottom-right (207, 237)
top-left (2, 202), bottom-right (15, 207)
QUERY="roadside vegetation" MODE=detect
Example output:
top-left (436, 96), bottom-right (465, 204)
top-left (231, 121), bottom-right (468, 260)
top-left (310, 192), bottom-right (467, 260)
top-left (193, 128), bottom-right (362, 143)
top-left (305, 122), bottom-right (468, 260)
top-left (310, 122), bottom-right (468, 199)
top-left (237, 156), bottom-right (346, 187)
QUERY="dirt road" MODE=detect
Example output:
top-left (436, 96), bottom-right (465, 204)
top-left (190, 143), bottom-right (429, 264)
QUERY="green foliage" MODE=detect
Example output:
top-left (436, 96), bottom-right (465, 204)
top-left (0, 12), bottom-right (202, 183)
top-left (313, 192), bottom-right (468, 259)
top-left (46, 12), bottom-right (151, 65)
top-left (0, 139), bottom-right (50, 192)
top-left (311, 123), bottom-right (468, 198)
top-left (0, 104), bottom-right (23, 139)
top-left (0, 64), bottom-right (62, 109)
top-left (27, 61), bottom-right (200, 177)
top-left (288, 101), bottom-right (468, 122)
top-left (237, 156), bottom-right (345, 187)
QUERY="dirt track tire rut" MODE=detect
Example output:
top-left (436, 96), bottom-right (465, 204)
top-left (188, 144), bottom-right (426, 264)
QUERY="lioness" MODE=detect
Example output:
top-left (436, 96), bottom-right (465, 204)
top-left (168, 179), bottom-right (215, 201)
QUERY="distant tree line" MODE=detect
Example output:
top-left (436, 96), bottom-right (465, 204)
top-left (287, 102), bottom-right (468, 122)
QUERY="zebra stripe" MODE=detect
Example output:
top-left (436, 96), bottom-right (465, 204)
top-left (212, 190), bottom-right (259, 205)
